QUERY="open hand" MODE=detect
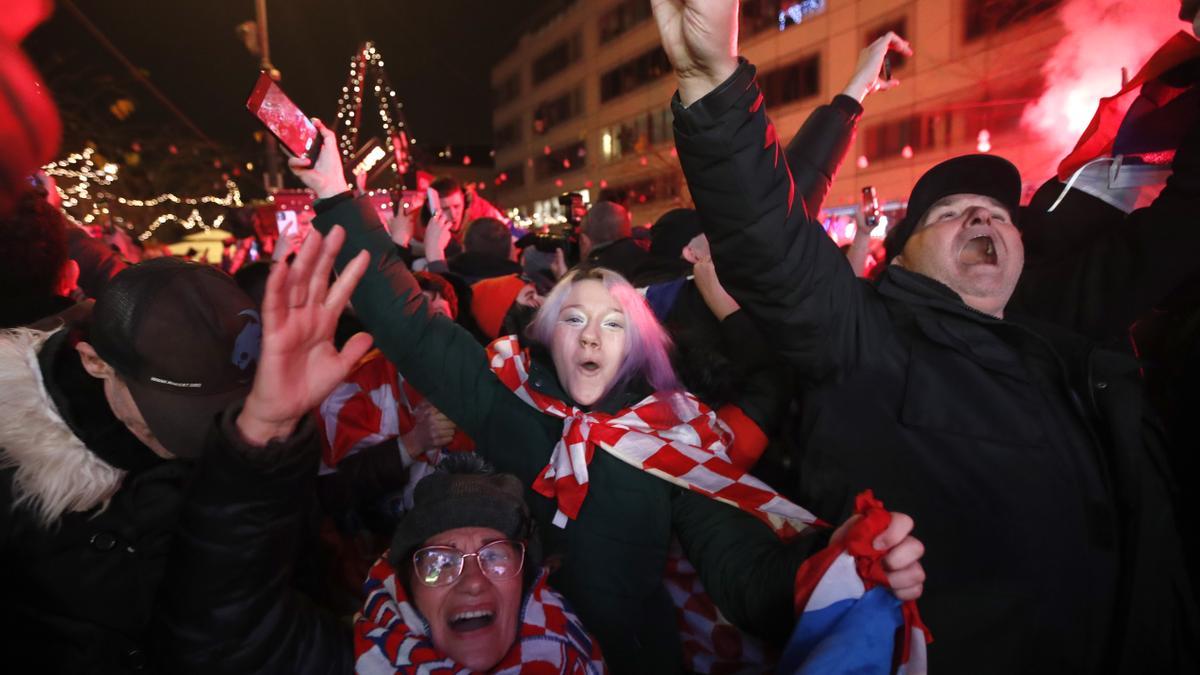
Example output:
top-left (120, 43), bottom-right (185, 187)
top-left (236, 226), bottom-right (374, 447)
top-left (842, 31), bottom-right (912, 103)
top-left (650, 0), bottom-right (740, 106)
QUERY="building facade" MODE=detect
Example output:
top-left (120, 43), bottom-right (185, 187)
top-left (490, 0), bottom-right (1066, 231)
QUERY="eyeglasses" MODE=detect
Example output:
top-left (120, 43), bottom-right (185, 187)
top-left (412, 540), bottom-right (526, 587)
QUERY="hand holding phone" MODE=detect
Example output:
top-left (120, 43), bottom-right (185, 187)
top-left (286, 120), bottom-right (350, 199)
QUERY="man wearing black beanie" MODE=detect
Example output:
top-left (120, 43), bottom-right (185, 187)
top-left (659, 0), bottom-right (1200, 672)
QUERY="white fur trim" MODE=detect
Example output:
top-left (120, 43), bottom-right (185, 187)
top-left (0, 328), bottom-right (124, 527)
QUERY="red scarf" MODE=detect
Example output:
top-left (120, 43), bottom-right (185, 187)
top-left (355, 554), bottom-right (605, 674)
top-left (485, 336), bottom-right (822, 537)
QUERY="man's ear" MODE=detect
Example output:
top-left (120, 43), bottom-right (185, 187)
top-left (57, 259), bottom-right (80, 297)
top-left (76, 341), bottom-right (115, 380)
top-left (681, 246), bottom-right (701, 265)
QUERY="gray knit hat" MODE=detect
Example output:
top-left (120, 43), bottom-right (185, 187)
top-left (389, 455), bottom-right (537, 571)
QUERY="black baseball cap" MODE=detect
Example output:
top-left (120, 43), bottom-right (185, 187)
top-left (88, 258), bottom-right (260, 458)
top-left (885, 154), bottom-right (1022, 263)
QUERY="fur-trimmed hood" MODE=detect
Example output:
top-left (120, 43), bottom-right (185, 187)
top-left (0, 327), bottom-right (124, 527)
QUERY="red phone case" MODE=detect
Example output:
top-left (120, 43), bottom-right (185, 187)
top-left (246, 73), bottom-right (318, 159)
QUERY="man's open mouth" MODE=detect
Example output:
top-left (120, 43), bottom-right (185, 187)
top-left (961, 235), bottom-right (997, 265)
top-left (449, 609), bottom-right (495, 633)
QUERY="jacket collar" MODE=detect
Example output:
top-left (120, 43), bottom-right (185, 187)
top-left (877, 267), bottom-right (1034, 381)
top-left (0, 328), bottom-right (126, 527)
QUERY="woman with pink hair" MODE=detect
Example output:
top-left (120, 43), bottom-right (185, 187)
top-left (290, 127), bottom-right (926, 673)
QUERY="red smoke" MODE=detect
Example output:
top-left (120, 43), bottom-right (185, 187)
top-left (1022, 0), bottom-right (1183, 163)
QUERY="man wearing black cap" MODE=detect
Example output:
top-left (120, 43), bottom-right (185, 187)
top-left (656, 0), bottom-right (1199, 672)
top-left (0, 257), bottom-right (263, 672)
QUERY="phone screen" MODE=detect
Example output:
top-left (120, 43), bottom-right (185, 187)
top-left (246, 73), bottom-right (317, 158)
top-left (426, 187), bottom-right (441, 217)
top-left (276, 210), bottom-right (299, 239)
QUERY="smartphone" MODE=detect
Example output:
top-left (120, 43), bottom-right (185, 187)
top-left (276, 210), bottom-right (299, 239)
top-left (426, 187), bottom-right (441, 218)
top-left (246, 72), bottom-right (321, 161)
top-left (882, 55), bottom-right (893, 83)
top-left (861, 186), bottom-right (881, 229)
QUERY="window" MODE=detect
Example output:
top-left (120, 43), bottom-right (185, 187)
top-left (964, 0), bottom-right (1060, 42)
top-left (740, 0), bottom-right (780, 37)
top-left (604, 171), bottom-right (683, 206)
top-left (866, 18), bottom-right (909, 70)
top-left (532, 88), bottom-right (584, 135)
top-left (863, 113), bottom-right (949, 161)
top-left (600, 47), bottom-right (673, 102)
top-left (494, 119), bottom-right (521, 149)
top-left (536, 140), bottom-right (587, 181)
top-left (599, 106), bottom-right (673, 162)
top-left (600, 0), bottom-right (652, 44)
top-left (741, 0), bottom-right (828, 40)
top-left (496, 164), bottom-right (525, 190)
top-left (532, 35), bottom-right (582, 84)
top-left (759, 54), bottom-right (821, 109)
top-left (493, 73), bottom-right (520, 107)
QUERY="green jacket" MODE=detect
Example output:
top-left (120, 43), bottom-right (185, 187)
top-left (314, 196), bottom-right (820, 673)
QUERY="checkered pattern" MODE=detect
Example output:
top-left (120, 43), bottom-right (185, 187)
top-left (486, 336), bottom-right (821, 537)
top-left (316, 350), bottom-right (473, 475)
top-left (663, 540), bottom-right (777, 675)
top-left (354, 554), bottom-right (606, 674)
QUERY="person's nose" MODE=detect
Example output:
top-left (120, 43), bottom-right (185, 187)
top-left (965, 206), bottom-right (991, 227)
top-left (579, 322), bottom-right (599, 349)
top-left (457, 554), bottom-right (489, 595)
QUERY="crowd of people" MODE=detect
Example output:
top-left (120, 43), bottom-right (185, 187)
top-left (2, 0), bottom-right (1200, 673)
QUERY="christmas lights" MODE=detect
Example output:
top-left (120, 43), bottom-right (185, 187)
top-left (44, 148), bottom-right (243, 242)
top-left (335, 41), bottom-right (412, 190)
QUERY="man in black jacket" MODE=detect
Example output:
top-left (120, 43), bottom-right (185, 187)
top-left (0, 258), bottom-right (261, 673)
top-left (653, 0), bottom-right (1200, 672)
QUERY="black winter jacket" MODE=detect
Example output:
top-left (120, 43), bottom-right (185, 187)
top-left (673, 60), bottom-right (1200, 674)
top-left (158, 407), bottom-right (353, 675)
top-left (0, 327), bottom-right (187, 674)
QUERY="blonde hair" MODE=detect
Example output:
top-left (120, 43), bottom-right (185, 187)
top-left (526, 267), bottom-right (680, 396)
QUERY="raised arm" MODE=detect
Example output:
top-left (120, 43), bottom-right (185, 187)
top-left (290, 123), bottom-right (549, 484)
top-left (654, 1), bottom-right (903, 378)
top-left (1011, 123), bottom-right (1200, 340)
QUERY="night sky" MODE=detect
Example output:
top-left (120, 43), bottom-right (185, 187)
top-left (24, 0), bottom-right (554, 153)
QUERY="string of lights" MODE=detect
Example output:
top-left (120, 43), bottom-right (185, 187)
top-left (44, 147), bottom-right (243, 241)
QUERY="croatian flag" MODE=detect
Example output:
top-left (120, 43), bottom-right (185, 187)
top-left (779, 491), bottom-right (931, 675)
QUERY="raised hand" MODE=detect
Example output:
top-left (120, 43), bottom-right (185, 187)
top-left (692, 257), bottom-right (739, 321)
top-left (236, 226), bottom-right (374, 447)
top-left (423, 209), bottom-right (455, 264)
top-left (288, 119), bottom-right (349, 199)
top-left (650, 0), bottom-right (740, 106)
top-left (842, 31), bottom-right (913, 103)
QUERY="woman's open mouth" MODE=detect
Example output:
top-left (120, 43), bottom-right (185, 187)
top-left (448, 609), bottom-right (495, 633)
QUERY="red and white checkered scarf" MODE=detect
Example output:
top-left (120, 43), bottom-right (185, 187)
top-left (484, 335), bottom-right (821, 538)
top-left (355, 554), bottom-right (605, 674)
